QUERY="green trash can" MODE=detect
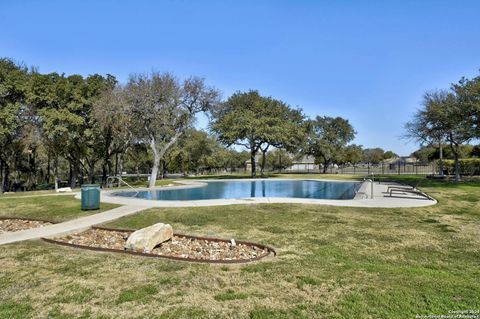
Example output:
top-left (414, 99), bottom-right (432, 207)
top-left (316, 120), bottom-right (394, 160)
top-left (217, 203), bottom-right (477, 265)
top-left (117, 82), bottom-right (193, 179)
top-left (81, 184), bottom-right (100, 210)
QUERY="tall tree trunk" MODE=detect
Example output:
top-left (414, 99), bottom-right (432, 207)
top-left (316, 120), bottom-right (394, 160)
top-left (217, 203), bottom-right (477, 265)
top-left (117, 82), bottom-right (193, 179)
top-left (89, 161), bottom-right (96, 184)
top-left (0, 159), bottom-right (3, 193)
top-left (148, 133), bottom-right (182, 188)
top-left (449, 137), bottom-right (460, 182)
top-left (259, 145), bottom-right (269, 177)
top-left (102, 130), bottom-right (112, 184)
top-left (114, 153), bottom-right (119, 177)
top-left (70, 160), bottom-right (78, 188)
top-left (118, 154), bottom-right (124, 177)
top-left (149, 137), bottom-right (160, 188)
top-left (250, 149), bottom-right (257, 178)
top-left (453, 149), bottom-right (460, 182)
top-left (438, 140), bottom-right (443, 176)
top-left (322, 158), bottom-right (329, 174)
top-left (46, 154), bottom-right (51, 185)
top-left (438, 141), bottom-right (444, 176)
top-left (32, 148), bottom-right (37, 190)
top-left (159, 159), bottom-right (165, 179)
top-left (54, 156), bottom-right (59, 191)
top-left (102, 163), bottom-right (107, 185)
top-left (108, 157), bottom-right (113, 179)
top-left (2, 161), bottom-right (10, 192)
top-left (149, 153), bottom-right (160, 188)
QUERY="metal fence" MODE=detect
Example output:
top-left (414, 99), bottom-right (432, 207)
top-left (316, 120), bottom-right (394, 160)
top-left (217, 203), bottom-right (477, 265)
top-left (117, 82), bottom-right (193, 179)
top-left (283, 162), bottom-right (437, 175)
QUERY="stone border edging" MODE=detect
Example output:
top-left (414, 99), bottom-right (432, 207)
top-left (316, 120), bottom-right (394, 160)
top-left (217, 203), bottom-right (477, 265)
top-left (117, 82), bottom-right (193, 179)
top-left (41, 226), bottom-right (276, 264)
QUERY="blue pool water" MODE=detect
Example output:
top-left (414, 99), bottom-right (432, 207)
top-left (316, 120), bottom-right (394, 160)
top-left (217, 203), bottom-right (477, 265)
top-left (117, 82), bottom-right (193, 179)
top-left (113, 180), bottom-right (362, 201)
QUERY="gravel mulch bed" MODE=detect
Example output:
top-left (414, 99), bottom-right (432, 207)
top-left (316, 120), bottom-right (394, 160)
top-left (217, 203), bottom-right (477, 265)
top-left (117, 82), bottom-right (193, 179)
top-left (0, 218), bottom-right (53, 234)
top-left (52, 228), bottom-right (272, 261)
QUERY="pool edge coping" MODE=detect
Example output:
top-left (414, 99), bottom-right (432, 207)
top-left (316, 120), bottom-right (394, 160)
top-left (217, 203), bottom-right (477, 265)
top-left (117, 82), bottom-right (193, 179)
top-left (88, 179), bottom-right (437, 208)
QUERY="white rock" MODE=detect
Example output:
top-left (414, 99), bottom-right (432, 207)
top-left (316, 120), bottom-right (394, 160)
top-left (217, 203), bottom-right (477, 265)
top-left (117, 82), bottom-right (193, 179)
top-left (125, 223), bottom-right (173, 252)
top-left (57, 187), bottom-right (72, 193)
top-left (230, 239), bottom-right (236, 247)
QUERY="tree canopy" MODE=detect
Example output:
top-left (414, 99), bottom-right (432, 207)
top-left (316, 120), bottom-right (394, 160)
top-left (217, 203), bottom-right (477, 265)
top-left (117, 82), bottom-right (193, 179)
top-left (125, 72), bottom-right (220, 187)
top-left (211, 90), bottom-right (305, 177)
top-left (305, 116), bottom-right (356, 173)
top-left (406, 74), bottom-right (480, 181)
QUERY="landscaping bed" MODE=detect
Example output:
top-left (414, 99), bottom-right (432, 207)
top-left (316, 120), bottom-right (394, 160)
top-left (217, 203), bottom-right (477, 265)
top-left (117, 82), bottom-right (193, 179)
top-left (0, 217), bottom-right (53, 234)
top-left (44, 226), bottom-right (275, 263)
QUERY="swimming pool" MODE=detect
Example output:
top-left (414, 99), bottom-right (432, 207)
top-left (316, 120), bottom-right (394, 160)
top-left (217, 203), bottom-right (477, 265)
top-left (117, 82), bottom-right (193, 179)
top-left (112, 180), bottom-right (362, 201)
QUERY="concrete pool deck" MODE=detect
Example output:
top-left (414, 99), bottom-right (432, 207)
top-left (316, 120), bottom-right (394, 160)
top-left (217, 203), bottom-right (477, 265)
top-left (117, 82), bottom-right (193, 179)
top-left (98, 179), bottom-right (437, 208)
top-left (0, 179), bottom-right (436, 245)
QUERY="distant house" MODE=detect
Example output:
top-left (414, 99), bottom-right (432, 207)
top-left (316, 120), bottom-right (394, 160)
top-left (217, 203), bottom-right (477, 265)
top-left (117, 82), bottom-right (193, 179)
top-left (285, 155), bottom-right (317, 172)
top-left (245, 154), bottom-right (318, 172)
top-left (382, 156), bottom-right (417, 165)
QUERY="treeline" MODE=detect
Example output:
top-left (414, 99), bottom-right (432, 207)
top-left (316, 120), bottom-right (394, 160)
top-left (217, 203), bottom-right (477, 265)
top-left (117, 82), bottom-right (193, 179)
top-left (413, 144), bottom-right (480, 163)
top-left (0, 58), bottom-right (249, 191)
top-left (405, 72), bottom-right (480, 181)
top-left (1, 58), bottom-right (397, 192)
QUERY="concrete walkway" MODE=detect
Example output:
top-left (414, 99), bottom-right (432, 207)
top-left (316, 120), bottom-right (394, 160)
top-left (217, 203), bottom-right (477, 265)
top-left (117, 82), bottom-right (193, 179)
top-left (0, 205), bottom-right (145, 246)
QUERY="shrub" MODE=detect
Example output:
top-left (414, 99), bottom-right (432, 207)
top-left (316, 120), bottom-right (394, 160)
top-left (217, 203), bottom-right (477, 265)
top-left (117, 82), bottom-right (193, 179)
top-left (439, 158), bottom-right (480, 176)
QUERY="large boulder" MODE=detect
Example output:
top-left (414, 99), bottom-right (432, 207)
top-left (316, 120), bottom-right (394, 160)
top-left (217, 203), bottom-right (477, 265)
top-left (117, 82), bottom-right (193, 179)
top-left (125, 223), bottom-right (173, 253)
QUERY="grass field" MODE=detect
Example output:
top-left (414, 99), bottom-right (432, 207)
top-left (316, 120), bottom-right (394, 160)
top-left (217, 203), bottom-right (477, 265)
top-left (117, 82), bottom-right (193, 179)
top-left (0, 194), bottom-right (119, 222)
top-left (0, 176), bottom-right (479, 318)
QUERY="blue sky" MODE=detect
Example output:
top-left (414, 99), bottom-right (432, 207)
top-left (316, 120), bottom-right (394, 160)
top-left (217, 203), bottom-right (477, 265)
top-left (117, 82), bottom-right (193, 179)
top-left (1, 0), bottom-right (479, 155)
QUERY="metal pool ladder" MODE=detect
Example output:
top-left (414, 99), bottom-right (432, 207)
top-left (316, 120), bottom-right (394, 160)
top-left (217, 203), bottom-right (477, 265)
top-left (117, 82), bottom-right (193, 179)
top-left (106, 176), bottom-right (140, 196)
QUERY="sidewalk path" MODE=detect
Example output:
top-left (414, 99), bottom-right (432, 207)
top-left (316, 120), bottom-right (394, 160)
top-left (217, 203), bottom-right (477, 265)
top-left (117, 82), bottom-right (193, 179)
top-left (0, 205), bottom-right (145, 246)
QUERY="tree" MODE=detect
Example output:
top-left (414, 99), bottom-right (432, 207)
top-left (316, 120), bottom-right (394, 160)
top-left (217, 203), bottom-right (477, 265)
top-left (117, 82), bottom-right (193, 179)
top-left (211, 90), bottom-right (305, 177)
top-left (93, 84), bottom-right (133, 183)
top-left (265, 149), bottom-right (293, 171)
top-left (342, 144), bottom-right (363, 165)
top-left (405, 91), bottom-right (451, 177)
top-left (472, 145), bottom-right (480, 158)
top-left (81, 74), bottom-right (118, 184)
top-left (0, 58), bottom-right (28, 192)
top-left (453, 75), bottom-right (480, 138)
top-left (127, 72), bottom-right (219, 188)
top-left (305, 116), bottom-right (356, 173)
top-left (27, 72), bottom-right (72, 189)
top-left (257, 101), bottom-right (305, 177)
top-left (180, 129), bottom-right (217, 175)
top-left (28, 72), bottom-right (116, 188)
top-left (405, 88), bottom-right (476, 181)
top-left (383, 151), bottom-right (397, 159)
top-left (412, 146), bottom-right (437, 164)
top-left (362, 148), bottom-right (385, 164)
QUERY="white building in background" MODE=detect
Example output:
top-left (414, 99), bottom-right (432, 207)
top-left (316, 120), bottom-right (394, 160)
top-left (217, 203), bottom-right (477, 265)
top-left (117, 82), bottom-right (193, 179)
top-left (285, 155), bottom-right (317, 172)
top-left (245, 154), bottom-right (319, 172)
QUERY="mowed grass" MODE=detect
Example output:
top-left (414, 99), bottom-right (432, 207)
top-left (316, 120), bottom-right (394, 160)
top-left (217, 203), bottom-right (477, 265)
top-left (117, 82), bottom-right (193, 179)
top-left (0, 194), bottom-right (119, 222)
top-left (0, 177), bottom-right (479, 318)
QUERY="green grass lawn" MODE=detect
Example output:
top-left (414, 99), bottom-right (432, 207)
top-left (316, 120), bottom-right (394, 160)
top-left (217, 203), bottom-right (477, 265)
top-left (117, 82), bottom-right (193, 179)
top-left (0, 195), bottom-right (119, 222)
top-left (0, 176), bottom-right (479, 318)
